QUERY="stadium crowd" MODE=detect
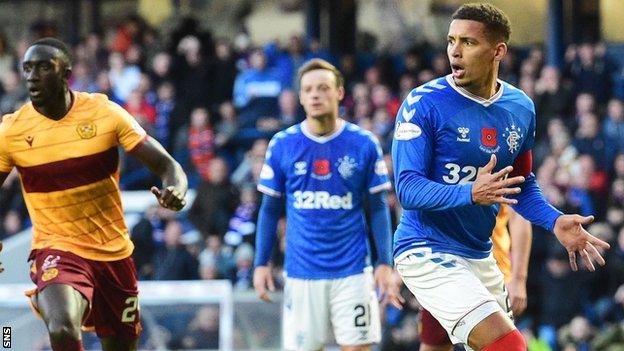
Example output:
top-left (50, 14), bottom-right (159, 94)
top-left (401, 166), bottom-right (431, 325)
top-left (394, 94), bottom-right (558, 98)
top-left (1, 14), bottom-right (623, 351)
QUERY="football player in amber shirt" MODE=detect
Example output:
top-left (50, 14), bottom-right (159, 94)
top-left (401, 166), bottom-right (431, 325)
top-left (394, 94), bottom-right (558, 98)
top-left (0, 38), bottom-right (187, 351)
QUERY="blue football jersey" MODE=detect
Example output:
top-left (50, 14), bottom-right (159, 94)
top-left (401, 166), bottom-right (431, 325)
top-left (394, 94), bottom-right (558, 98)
top-left (258, 120), bottom-right (391, 279)
top-left (392, 75), bottom-right (535, 260)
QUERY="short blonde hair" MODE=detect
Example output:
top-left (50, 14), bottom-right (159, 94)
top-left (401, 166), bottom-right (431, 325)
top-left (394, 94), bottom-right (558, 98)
top-left (297, 58), bottom-right (344, 88)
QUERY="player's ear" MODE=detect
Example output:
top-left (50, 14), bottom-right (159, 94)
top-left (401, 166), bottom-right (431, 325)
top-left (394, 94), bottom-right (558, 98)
top-left (494, 42), bottom-right (507, 62)
top-left (337, 86), bottom-right (345, 101)
top-left (62, 64), bottom-right (72, 80)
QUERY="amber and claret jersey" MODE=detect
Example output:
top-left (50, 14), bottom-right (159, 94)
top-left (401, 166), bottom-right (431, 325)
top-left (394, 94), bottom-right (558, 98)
top-left (0, 92), bottom-right (147, 261)
top-left (491, 204), bottom-right (512, 282)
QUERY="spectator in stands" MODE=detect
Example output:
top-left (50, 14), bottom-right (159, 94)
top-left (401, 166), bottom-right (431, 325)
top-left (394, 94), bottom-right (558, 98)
top-left (0, 32), bottom-right (15, 82)
top-left (188, 157), bottom-right (238, 238)
top-left (187, 107), bottom-right (216, 182)
top-left (573, 112), bottom-right (609, 168)
top-left (171, 35), bottom-right (211, 116)
top-left (177, 306), bottom-right (219, 350)
top-left (124, 88), bottom-right (156, 125)
top-left (231, 138), bottom-right (267, 188)
top-left (566, 42), bottom-right (612, 102)
top-left (535, 66), bottom-right (574, 138)
top-left (603, 98), bottom-right (624, 158)
top-left (210, 39), bottom-right (238, 105)
top-left (131, 204), bottom-right (177, 280)
top-left (108, 51), bottom-right (141, 103)
top-left (223, 186), bottom-right (258, 248)
top-left (69, 60), bottom-right (97, 93)
top-left (147, 52), bottom-right (172, 89)
top-left (198, 235), bottom-right (233, 280)
top-left (152, 220), bottom-right (199, 280)
top-left (277, 89), bottom-right (302, 127)
top-left (233, 47), bottom-right (282, 132)
top-left (153, 81), bottom-right (180, 150)
top-left (232, 242), bottom-right (254, 290)
top-left (0, 70), bottom-right (26, 114)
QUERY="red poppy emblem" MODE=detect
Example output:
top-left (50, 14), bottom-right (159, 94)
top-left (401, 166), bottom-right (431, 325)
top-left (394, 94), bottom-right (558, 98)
top-left (313, 159), bottom-right (330, 176)
top-left (481, 128), bottom-right (497, 147)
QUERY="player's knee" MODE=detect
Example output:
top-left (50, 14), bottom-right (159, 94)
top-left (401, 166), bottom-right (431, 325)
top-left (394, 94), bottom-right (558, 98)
top-left (482, 329), bottom-right (526, 351)
top-left (47, 319), bottom-right (81, 341)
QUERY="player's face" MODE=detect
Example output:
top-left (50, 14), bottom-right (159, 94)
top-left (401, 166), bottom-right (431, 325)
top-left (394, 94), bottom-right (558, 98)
top-left (299, 69), bottom-right (345, 120)
top-left (22, 45), bottom-right (70, 107)
top-left (447, 19), bottom-right (506, 89)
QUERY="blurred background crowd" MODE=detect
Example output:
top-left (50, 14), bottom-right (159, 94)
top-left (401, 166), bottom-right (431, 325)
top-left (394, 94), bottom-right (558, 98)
top-left (0, 1), bottom-right (623, 350)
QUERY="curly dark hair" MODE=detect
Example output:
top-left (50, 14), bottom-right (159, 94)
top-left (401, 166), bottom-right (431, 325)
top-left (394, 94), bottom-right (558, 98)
top-left (452, 3), bottom-right (511, 44)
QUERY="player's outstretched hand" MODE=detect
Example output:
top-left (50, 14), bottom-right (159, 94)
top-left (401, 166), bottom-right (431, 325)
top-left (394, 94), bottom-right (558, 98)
top-left (374, 265), bottom-right (404, 309)
top-left (151, 186), bottom-right (186, 211)
top-left (506, 276), bottom-right (527, 317)
top-left (471, 154), bottom-right (525, 206)
top-left (253, 266), bottom-right (275, 303)
top-left (553, 214), bottom-right (611, 272)
top-left (0, 241), bottom-right (4, 273)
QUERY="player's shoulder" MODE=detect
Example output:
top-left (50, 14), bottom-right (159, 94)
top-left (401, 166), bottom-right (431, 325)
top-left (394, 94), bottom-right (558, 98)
top-left (72, 91), bottom-right (110, 110)
top-left (268, 123), bottom-right (302, 149)
top-left (343, 121), bottom-right (380, 146)
top-left (0, 102), bottom-right (36, 133)
top-left (398, 76), bottom-right (452, 121)
top-left (499, 80), bottom-right (535, 113)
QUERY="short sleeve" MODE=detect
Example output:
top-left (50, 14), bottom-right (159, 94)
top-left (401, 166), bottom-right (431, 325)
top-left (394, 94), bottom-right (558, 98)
top-left (110, 101), bottom-right (148, 152)
top-left (257, 134), bottom-right (286, 197)
top-left (365, 134), bottom-right (391, 194)
top-left (0, 123), bottom-right (14, 172)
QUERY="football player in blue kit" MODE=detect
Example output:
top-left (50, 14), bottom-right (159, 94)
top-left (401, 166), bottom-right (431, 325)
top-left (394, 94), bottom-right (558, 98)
top-left (392, 3), bottom-right (610, 351)
top-left (253, 58), bottom-right (403, 351)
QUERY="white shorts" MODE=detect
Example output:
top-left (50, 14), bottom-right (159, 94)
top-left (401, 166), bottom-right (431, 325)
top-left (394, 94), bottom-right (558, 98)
top-left (395, 248), bottom-right (511, 346)
top-left (282, 268), bottom-right (381, 351)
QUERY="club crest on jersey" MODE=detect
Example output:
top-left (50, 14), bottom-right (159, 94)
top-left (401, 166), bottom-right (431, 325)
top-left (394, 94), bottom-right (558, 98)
top-left (479, 127), bottom-right (500, 154)
top-left (76, 122), bottom-right (97, 139)
top-left (336, 156), bottom-right (357, 179)
top-left (312, 159), bottom-right (332, 180)
top-left (503, 124), bottom-right (523, 153)
top-left (457, 127), bottom-right (470, 142)
top-left (294, 161), bottom-right (307, 175)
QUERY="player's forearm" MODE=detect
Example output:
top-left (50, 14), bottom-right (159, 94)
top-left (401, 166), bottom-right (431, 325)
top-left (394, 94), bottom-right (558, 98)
top-left (509, 209), bottom-right (532, 280)
top-left (254, 194), bottom-right (283, 267)
top-left (510, 174), bottom-right (562, 232)
top-left (395, 171), bottom-right (472, 211)
top-left (368, 191), bottom-right (393, 265)
top-left (160, 158), bottom-right (188, 194)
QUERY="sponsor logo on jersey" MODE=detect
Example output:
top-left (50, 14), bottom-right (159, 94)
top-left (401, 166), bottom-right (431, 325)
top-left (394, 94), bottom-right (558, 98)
top-left (336, 156), bottom-right (357, 179)
top-left (394, 121), bottom-right (422, 140)
top-left (293, 191), bottom-right (353, 209)
top-left (41, 268), bottom-right (59, 282)
top-left (294, 161), bottom-right (307, 175)
top-left (42, 255), bottom-right (60, 270)
top-left (259, 164), bottom-right (274, 179)
top-left (25, 136), bottom-right (34, 147)
top-left (479, 127), bottom-right (500, 153)
top-left (503, 124), bottom-right (523, 153)
top-left (312, 159), bottom-right (332, 180)
top-left (457, 127), bottom-right (470, 142)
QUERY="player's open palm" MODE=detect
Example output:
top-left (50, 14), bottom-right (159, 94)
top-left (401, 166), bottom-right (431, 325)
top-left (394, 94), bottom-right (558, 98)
top-left (253, 266), bottom-right (275, 303)
top-left (553, 215), bottom-right (610, 272)
top-left (471, 154), bottom-right (525, 205)
top-left (374, 265), bottom-right (404, 309)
